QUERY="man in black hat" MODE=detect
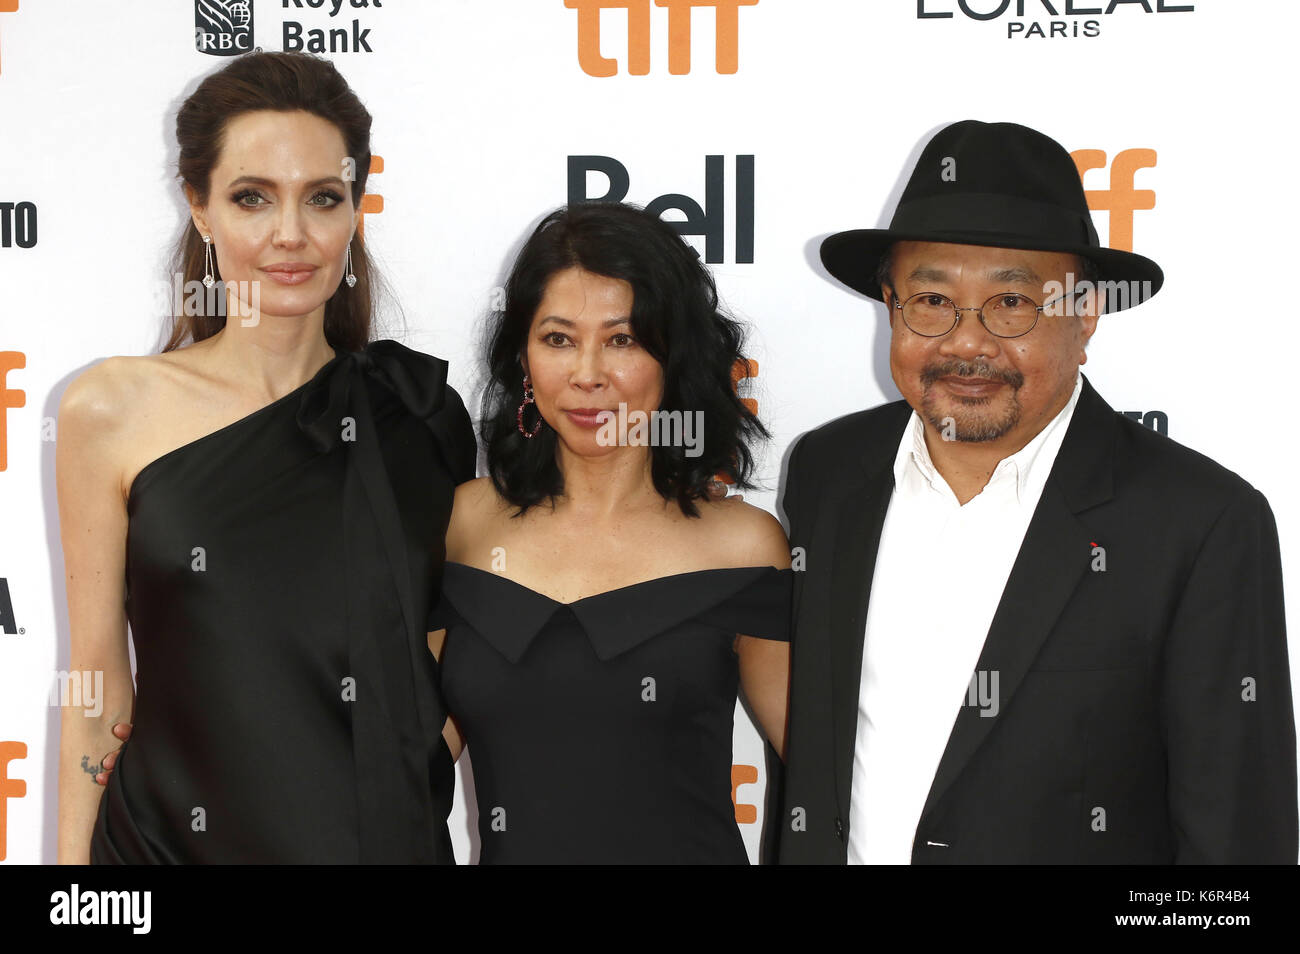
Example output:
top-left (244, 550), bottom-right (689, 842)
top-left (776, 120), bottom-right (1297, 864)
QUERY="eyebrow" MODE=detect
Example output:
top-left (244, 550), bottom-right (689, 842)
top-left (225, 175), bottom-right (347, 190)
top-left (537, 316), bottom-right (631, 329)
top-left (986, 266), bottom-right (1042, 286)
top-left (902, 265), bottom-right (1043, 286)
top-left (903, 266), bottom-right (951, 285)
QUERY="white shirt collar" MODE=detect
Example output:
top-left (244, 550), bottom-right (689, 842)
top-left (892, 371), bottom-right (1084, 506)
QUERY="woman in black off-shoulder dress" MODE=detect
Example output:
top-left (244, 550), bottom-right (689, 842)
top-left (429, 202), bottom-right (793, 864)
top-left (58, 52), bottom-right (475, 864)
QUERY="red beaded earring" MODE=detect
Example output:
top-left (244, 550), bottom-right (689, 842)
top-left (516, 373), bottom-right (543, 438)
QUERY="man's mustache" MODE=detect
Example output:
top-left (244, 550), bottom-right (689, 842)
top-left (920, 360), bottom-right (1024, 390)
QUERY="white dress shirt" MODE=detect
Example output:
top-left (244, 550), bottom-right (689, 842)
top-left (847, 372), bottom-right (1083, 864)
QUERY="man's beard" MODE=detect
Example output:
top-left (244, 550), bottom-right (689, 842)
top-left (919, 359), bottom-right (1025, 443)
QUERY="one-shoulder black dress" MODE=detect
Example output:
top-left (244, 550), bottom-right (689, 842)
top-left (90, 340), bottom-right (476, 864)
top-left (433, 563), bottom-right (794, 864)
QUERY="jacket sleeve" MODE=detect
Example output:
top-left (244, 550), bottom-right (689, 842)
top-left (763, 434), bottom-right (806, 864)
top-left (774, 432), bottom-right (845, 863)
top-left (780, 434), bottom-right (809, 549)
top-left (1160, 485), bottom-right (1298, 863)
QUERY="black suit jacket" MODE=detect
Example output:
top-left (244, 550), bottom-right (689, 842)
top-left (774, 374), bottom-right (1298, 863)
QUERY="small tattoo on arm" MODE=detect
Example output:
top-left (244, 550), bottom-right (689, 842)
top-left (81, 755), bottom-right (103, 779)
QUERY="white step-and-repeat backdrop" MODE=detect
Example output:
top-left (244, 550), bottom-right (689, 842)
top-left (1, 0), bottom-right (1296, 864)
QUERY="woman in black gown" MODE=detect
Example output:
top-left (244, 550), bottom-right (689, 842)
top-left (56, 52), bottom-right (474, 863)
top-left (429, 202), bottom-right (793, 864)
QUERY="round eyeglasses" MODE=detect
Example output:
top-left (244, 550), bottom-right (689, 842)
top-left (893, 288), bottom-right (1084, 339)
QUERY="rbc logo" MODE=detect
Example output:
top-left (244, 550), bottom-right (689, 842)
top-left (195, 0), bottom-right (253, 56)
top-left (569, 155), bottom-right (755, 264)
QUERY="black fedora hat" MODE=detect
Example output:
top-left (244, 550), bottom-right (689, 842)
top-left (820, 120), bottom-right (1163, 312)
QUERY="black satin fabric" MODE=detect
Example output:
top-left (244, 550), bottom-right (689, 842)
top-left (90, 340), bottom-right (476, 864)
top-left (434, 564), bottom-right (794, 864)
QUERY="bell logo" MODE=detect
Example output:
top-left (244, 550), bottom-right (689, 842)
top-left (0, 350), bottom-right (24, 472)
top-left (0, 741), bottom-right (26, 862)
top-left (564, 0), bottom-right (759, 76)
top-left (569, 154), bottom-right (755, 264)
top-left (1071, 148), bottom-right (1157, 253)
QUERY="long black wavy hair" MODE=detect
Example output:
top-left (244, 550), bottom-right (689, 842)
top-left (481, 202), bottom-right (768, 517)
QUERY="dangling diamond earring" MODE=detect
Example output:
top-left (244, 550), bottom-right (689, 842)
top-left (202, 234), bottom-right (215, 289)
top-left (345, 243), bottom-right (357, 288)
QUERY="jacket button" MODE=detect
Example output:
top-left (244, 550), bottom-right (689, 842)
top-left (834, 818), bottom-right (844, 840)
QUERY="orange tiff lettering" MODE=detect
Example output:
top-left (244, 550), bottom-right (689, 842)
top-left (0, 741), bottom-right (27, 862)
top-left (564, 0), bottom-right (758, 76)
top-left (0, 351), bottom-right (25, 472)
top-left (732, 763), bottom-right (758, 824)
top-left (1071, 148), bottom-right (1157, 254)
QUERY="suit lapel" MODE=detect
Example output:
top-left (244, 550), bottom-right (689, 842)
top-left (917, 374), bottom-right (1117, 827)
top-left (827, 402), bottom-right (912, 819)
top-left (917, 480), bottom-right (1091, 822)
top-left (829, 464), bottom-right (896, 817)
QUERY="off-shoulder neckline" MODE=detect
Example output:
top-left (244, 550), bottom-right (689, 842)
top-left (442, 561), bottom-right (790, 607)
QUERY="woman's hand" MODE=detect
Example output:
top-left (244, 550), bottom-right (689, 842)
top-left (94, 722), bottom-right (133, 785)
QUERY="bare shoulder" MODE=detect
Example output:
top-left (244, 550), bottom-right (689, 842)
top-left (67, 349), bottom-right (210, 433)
top-left (693, 496), bottom-right (791, 569)
top-left (447, 476), bottom-right (511, 561)
top-left (58, 355), bottom-right (155, 442)
top-left (452, 474), bottom-right (499, 507)
top-left (59, 350), bottom-right (211, 497)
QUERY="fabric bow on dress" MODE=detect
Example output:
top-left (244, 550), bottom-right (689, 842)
top-left (294, 339), bottom-right (475, 862)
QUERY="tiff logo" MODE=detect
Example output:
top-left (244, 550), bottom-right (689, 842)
top-left (0, 350), bottom-right (24, 472)
top-left (0, 741), bottom-right (25, 862)
top-left (360, 154), bottom-right (384, 235)
top-left (1070, 148), bottom-right (1156, 253)
top-left (564, 0), bottom-right (758, 76)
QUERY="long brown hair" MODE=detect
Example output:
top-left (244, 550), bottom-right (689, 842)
top-left (163, 51), bottom-right (375, 353)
